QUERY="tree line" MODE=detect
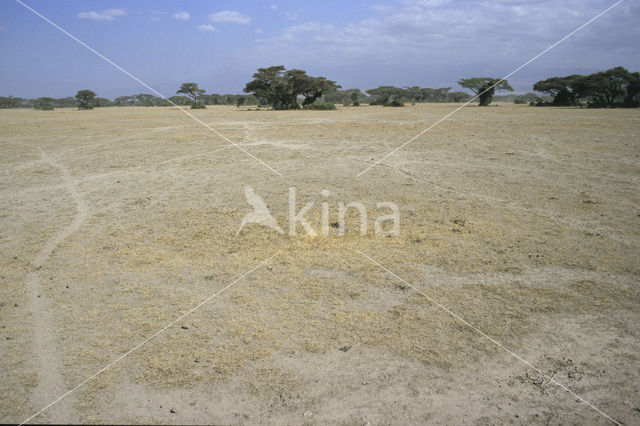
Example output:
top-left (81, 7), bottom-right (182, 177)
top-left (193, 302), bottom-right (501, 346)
top-left (0, 90), bottom-right (259, 110)
top-left (1, 65), bottom-right (637, 110)
top-left (533, 66), bottom-right (639, 107)
top-left (114, 92), bottom-right (258, 108)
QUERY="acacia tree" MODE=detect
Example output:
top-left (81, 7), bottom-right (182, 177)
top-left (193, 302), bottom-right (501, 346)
top-left (573, 67), bottom-right (633, 107)
top-left (34, 97), bottom-right (55, 110)
top-left (366, 86), bottom-right (405, 105)
top-left (533, 75), bottom-right (583, 106)
top-left (294, 73), bottom-right (340, 105)
top-left (402, 86), bottom-right (453, 103)
top-left (244, 66), bottom-right (285, 107)
top-left (243, 66), bottom-right (340, 110)
top-left (177, 82), bottom-right (206, 109)
top-left (94, 97), bottom-right (113, 107)
top-left (533, 67), bottom-right (640, 107)
top-left (350, 91), bottom-right (359, 105)
top-left (75, 90), bottom-right (96, 110)
top-left (458, 78), bottom-right (513, 106)
top-left (625, 72), bottom-right (640, 107)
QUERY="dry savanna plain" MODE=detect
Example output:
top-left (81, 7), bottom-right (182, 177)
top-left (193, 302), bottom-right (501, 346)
top-left (1, 103), bottom-right (639, 424)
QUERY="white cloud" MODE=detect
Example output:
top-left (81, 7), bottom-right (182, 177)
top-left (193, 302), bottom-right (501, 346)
top-left (173, 11), bottom-right (190, 21)
top-left (209, 10), bottom-right (251, 24)
top-left (270, 4), bottom-right (278, 10)
top-left (255, 28), bottom-right (264, 34)
top-left (256, 21), bottom-right (335, 44)
top-left (370, 4), bottom-right (394, 12)
top-left (288, 21), bottom-right (334, 33)
top-left (285, 11), bottom-right (298, 20)
top-left (248, 1), bottom-right (640, 92)
top-left (77, 8), bottom-right (127, 21)
top-left (197, 24), bottom-right (217, 32)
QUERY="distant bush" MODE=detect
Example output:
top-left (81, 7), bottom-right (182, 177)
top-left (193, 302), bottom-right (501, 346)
top-left (530, 99), bottom-right (553, 107)
top-left (34, 97), bottom-right (55, 110)
top-left (384, 99), bottom-right (404, 107)
top-left (34, 103), bottom-right (54, 110)
top-left (303, 102), bottom-right (336, 110)
top-left (353, 101), bottom-right (360, 106)
top-left (191, 104), bottom-right (206, 109)
top-left (94, 97), bottom-right (114, 107)
top-left (513, 98), bottom-right (527, 104)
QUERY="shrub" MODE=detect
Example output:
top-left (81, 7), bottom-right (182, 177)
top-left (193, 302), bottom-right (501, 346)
top-left (384, 99), bottom-right (404, 107)
top-left (353, 101), bottom-right (360, 106)
top-left (530, 99), bottom-right (553, 107)
top-left (35, 103), bottom-right (54, 110)
top-left (303, 102), bottom-right (336, 110)
top-left (191, 104), bottom-right (206, 109)
top-left (34, 97), bottom-right (55, 110)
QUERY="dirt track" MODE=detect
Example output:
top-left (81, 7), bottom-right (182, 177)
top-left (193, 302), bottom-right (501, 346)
top-left (1, 104), bottom-right (639, 424)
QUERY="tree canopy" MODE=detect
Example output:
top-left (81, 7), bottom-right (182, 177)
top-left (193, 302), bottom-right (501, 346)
top-left (243, 66), bottom-right (340, 110)
top-left (532, 75), bottom-right (583, 106)
top-left (75, 90), bottom-right (97, 110)
top-left (33, 97), bottom-right (55, 111)
top-left (177, 82), bottom-right (206, 109)
top-left (366, 86), bottom-right (406, 105)
top-left (458, 78), bottom-right (513, 106)
top-left (4, 65), bottom-right (638, 110)
top-left (533, 67), bottom-right (640, 107)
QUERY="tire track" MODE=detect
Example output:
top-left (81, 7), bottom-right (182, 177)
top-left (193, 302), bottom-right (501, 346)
top-left (24, 149), bottom-right (88, 423)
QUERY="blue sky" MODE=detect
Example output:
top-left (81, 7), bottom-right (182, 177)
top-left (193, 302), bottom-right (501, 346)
top-left (1, 0), bottom-right (638, 99)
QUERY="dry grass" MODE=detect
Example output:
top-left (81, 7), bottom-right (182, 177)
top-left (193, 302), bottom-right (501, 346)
top-left (1, 104), bottom-right (639, 424)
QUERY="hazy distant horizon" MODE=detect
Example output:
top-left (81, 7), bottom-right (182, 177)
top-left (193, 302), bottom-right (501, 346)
top-left (1, 0), bottom-right (638, 99)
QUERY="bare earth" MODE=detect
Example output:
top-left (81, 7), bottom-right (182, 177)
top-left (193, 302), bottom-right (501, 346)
top-left (1, 104), bottom-right (639, 424)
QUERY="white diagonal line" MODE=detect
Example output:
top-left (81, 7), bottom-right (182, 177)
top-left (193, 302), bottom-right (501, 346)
top-left (354, 249), bottom-right (620, 425)
top-left (20, 251), bottom-right (282, 425)
top-left (357, 0), bottom-right (625, 176)
top-left (15, 0), bottom-right (282, 177)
